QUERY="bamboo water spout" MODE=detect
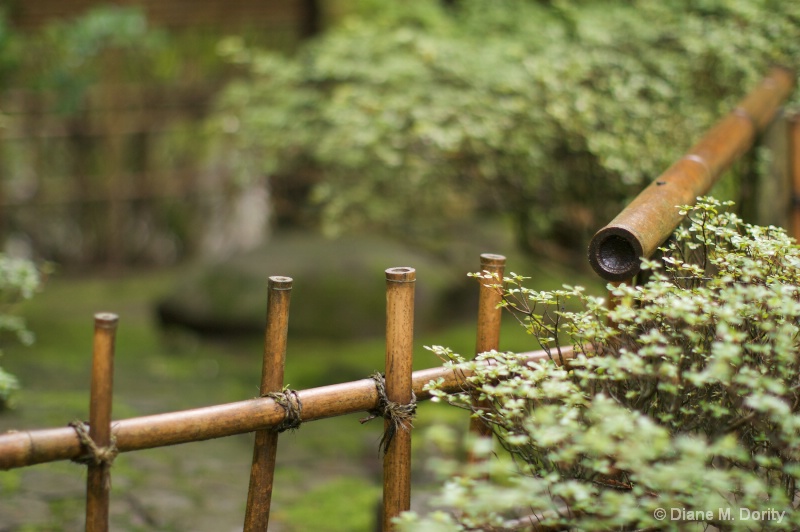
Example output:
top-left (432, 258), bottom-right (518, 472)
top-left (588, 67), bottom-right (795, 282)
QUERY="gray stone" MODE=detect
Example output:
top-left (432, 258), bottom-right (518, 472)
top-left (156, 231), bottom-right (476, 339)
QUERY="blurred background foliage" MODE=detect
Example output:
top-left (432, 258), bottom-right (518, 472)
top-left (216, 0), bottom-right (800, 259)
top-left (0, 0), bottom-right (798, 269)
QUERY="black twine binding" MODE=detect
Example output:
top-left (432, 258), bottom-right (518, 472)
top-left (264, 388), bottom-right (303, 433)
top-left (360, 372), bottom-right (417, 455)
top-left (68, 420), bottom-right (118, 467)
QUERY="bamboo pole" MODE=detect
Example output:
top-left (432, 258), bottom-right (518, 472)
top-left (468, 254), bottom-right (506, 455)
top-left (790, 114), bottom-right (800, 241)
top-left (0, 347), bottom-right (574, 471)
top-left (382, 267), bottom-right (415, 531)
top-left (244, 276), bottom-right (293, 531)
top-left (588, 67), bottom-right (796, 281)
top-left (85, 313), bottom-right (119, 532)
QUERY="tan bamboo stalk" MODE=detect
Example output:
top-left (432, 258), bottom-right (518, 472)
top-left (244, 276), bottom-right (293, 531)
top-left (85, 313), bottom-right (119, 532)
top-left (0, 347), bottom-right (574, 471)
top-left (382, 267), bottom-right (416, 531)
top-left (790, 114), bottom-right (800, 240)
top-left (589, 67), bottom-right (796, 281)
top-left (468, 254), bottom-right (506, 458)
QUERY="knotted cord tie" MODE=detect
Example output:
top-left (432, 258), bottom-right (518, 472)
top-left (264, 388), bottom-right (303, 433)
top-left (68, 420), bottom-right (118, 467)
top-left (360, 372), bottom-right (417, 455)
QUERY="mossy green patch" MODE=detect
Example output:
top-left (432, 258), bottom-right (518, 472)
top-left (277, 476), bottom-right (382, 532)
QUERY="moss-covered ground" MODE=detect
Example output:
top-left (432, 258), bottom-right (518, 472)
top-left (0, 258), bottom-right (603, 531)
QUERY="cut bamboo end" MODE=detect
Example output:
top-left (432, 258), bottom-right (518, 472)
top-left (93, 313), bottom-right (119, 328)
top-left (385, 267), bottom-right (416, 283)
top-left (267, 276), bottom-right (293, 290)
top-left (479, 253), bottom-right (506, 267)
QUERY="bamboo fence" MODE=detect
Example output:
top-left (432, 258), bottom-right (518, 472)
top-left (0, 68), bottom-right (797, 531)
top-left (0, 251), bottom-right (574, 532)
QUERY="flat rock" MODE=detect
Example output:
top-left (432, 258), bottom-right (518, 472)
top-left (155, 232), bottom-right (476, 339)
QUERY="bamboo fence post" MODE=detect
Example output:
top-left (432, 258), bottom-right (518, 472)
top-left (244, 276), bottom-right (293, 532)
top-left (790, 113), bottom-right (800, 241)
top-left (383, 267), bottom-right (415, 531)
top-left (85, 313), bottom-right (119, 532)
top-left (468, 254), bottom-right (505, 459)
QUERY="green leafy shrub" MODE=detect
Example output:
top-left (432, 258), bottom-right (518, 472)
top-left (7, 7), bottom-right (169, 114)
top-left (213, 0), bottom-right (800, 253)
top-left (0, 254), bottom-right (42, 410)
top-left (401, 198), bottom-right (800, 530)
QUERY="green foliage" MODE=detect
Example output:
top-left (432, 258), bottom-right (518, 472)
top-left (0, 254), bottom-right (42, 409)
top-left (0, 6), bottom-right (243, 114)
top-left (213, 0), bottom-right (800, 252)
top-left (6, 7), bottom-right (168, 114)
top-left (403, 198), bottom-right (800, 530)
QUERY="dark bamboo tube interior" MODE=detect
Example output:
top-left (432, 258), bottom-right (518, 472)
top-left (468, 254), bottom-right (506, 453)
top-left (382, 267), bottom-right (416, 531)
top-left (588, 67), bottom-right (796, 282)
top-left (0, 346), bottom-right (574, 471)
top-left (85, 313), bottom-right (118, 532)
top-left (244, 276), bottom-right (293, 532)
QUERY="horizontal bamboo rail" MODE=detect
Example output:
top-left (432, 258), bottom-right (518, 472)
top-left (0, 347), bottom-right (574, 471)
top-left (588, 67), bottom-right (796, 282)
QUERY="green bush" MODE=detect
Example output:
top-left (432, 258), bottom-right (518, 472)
top-left (213, 0), bottom-right (800, 253)
top-left (401, 198), bottom-right (800, 530)
top-left (0, 254), bottom-right (42, 409)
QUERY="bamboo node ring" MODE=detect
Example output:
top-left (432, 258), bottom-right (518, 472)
top-left (264, 388), bottom-right (303, 433)
top-left (359, 372), bottom-right (416, 455)
top-left (68, 420), bottom-right (118, 467)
